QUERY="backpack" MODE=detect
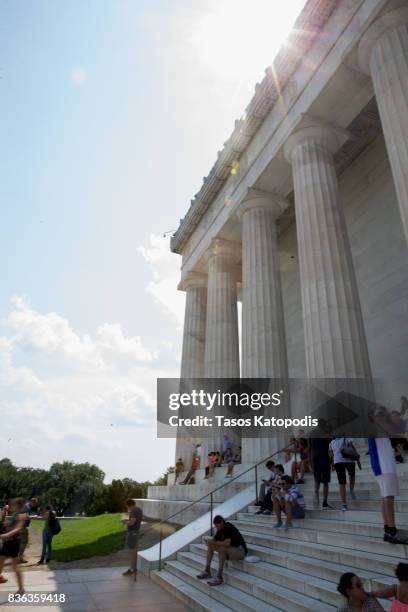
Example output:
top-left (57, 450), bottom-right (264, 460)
top-left (50, 519), bottom-right (61, 536)
top-left (340, 438), bottom-right (360, 462)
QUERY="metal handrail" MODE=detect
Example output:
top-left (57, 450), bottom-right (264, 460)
top-left (140, 443), bottom-right (291, 571)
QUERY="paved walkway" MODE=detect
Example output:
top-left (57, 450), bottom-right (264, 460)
top-left (0, 566), bottom-right (190, 611)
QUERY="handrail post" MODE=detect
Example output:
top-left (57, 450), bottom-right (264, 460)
top-left (255, 464), bottom-right (259, 504)
top-left (158, 527), bottom-right (163, 571)
top-left (210, 492), bottom-right (213, 536)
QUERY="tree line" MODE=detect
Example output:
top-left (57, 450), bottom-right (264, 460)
top-left (0, 457), bottom-right (165, 516)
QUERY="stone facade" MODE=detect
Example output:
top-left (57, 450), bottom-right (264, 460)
top-left (171, 0), bottom-right (408, 466)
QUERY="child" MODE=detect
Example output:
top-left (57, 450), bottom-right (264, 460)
top-left (370, 562), bottom-right (408, 610)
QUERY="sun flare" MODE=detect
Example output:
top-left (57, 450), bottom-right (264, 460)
top-left (189, 0), bottom-right (306, 83)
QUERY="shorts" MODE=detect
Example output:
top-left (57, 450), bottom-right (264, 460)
top-left (126, 531), bottom-right (139, 550)
top-left (313, 463), bottom-right (331, 484)
top-left (334, 462), bottom-right (355, 485)
top-left (226, 545), bottom-right (246, 561)
top-left (282, 504), bottom-right (305, 519)
top-left (376, 473), bottom-right (399, 498)
top-left (0, 538), bottom-right (20, 558)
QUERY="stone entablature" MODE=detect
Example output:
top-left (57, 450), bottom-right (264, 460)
top-left (171, 0), bottom-right (391, 266)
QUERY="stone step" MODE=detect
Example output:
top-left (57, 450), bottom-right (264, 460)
top-left (248, 496), bottom-right (408, 512)
top-left (166, 553), bottom-right (335, 612)
top-left (239, 528), bottom-right (407, 575)
top-left (162, 559), bottom-right (282, 612)
top-left (234, 520), bottom-right (408, 558)
top-left (151, 568), bottom-right (233, 612)
top-left (304, 508), bottom-right (408, 525)
top-left (190, 542), bottom-right (393, 592)
top-left (183, 547), bottom-right (392, 611)
top-left (236, 512), bottom-right (407, 538)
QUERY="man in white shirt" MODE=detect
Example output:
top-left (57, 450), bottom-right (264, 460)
top-left (329, 437), bottom-right (357, 511)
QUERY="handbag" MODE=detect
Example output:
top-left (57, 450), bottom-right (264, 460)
top-left (340, 438), bottom-right (360, 461)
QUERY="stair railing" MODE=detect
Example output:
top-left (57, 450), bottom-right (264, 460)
top-left (139, 443), bottom-right (292, 571)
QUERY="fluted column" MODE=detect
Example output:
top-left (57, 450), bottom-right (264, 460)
top-left (175, 273), bottom-right (207, 467)
top-left (204, 238), bottom-right (240, 457)
top-left (359, 7), bottom-right (408, 244)
top-left (238, 189), bottom-right (289, 462)
top-left (284, 124), bottom-right (372, 382)
top-left (204, 239), bottom-right (240, 378)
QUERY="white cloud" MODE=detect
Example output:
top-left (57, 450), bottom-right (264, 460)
top-left (138, 234), bottom-right (185, 327)
top-left (0, 296), bottom-right (178, 479)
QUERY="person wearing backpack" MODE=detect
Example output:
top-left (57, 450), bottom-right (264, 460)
top-left (329, 437), bottom-right (360, 511)
top-left (36, 506), bottom-right (61, 565)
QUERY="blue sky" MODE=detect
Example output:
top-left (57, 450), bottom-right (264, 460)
top-left (0, 0), bottom-right (305, 482)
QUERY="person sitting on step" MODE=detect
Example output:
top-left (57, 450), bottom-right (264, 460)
top-left (272, 475), bottom-right (305, 529)
top-left (196, 515), bottom-right (247, 586)
top-left (256, 464), bottom-right (284, 515)
top-left (255, 460), bottom-right (275, 508)
top-left (337, 572), bottom-right (384, 611)
top-left (370, 562), bottom-right (408, 611)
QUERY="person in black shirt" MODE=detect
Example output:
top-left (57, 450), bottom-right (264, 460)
top-left (309, 437), bottom-right (333, 508)
top-left (196, 515), bottom-right (247, 586)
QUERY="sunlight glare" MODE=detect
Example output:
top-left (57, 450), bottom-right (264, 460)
top-left (189, 0), bottom-right (306, 84)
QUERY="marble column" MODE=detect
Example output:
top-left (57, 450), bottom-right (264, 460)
top-left (204, 238), bottom-right (240, 378)
top-left (175, 273), bottom-right (207, 468)
top-left (359, 7), bottom-right (408, 244)
top-left (284, 124), bottom-right (372, 384)
top-left (238, 189), bottom-right (289, 462)
top-left (204, 238), bottom-right (240, 458)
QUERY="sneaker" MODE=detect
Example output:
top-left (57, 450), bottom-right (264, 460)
top-left (297, 479), bottom-right (305, 484)
top-left (255, 510), bottom-right (264, 515)
top-left (284, 522), bottom-right (294, 530)
top-left (19, 559), bottom-right (28, 564)
top-left (197, 570), bottom-right (211, 579)
top-left (322, 501), bottom-right (333, 509)
top-left (36, 560), bottom-right (44, 565)
top-left (0, 576), bottom-right (8, 584)
top-left (273, 522), bottom-right (283, 529)
top-left (350, 491), bottom-right (356, 500)
top-left (122, 569), bottom-right (136, 576)
top-left (384, 533), bottom-right (408, 545)
top-left (207, 577), bottom-right (223, 586)
top-left (341, 504), bottom-right (348, 512)
top-left (262, 510), bottom-right (272, 516)
top-left (225, 474), bottom-right (232, 478)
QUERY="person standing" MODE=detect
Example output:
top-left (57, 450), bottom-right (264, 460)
top-left (368, 436), bottom-right (404, 544)
top-left (122, 499), bottom-right (142, 577)
top-left (19, 497), bottom-right (38, 563)
top-left (36, 506), bottom-right (60, 564)
top-left (0, 498), bottom-right (26, 593)
top-left (329, 437), bottom-right (358, 511)
top-left (310, 438), bottom-right (332, 508)
top-left (174, 458), bottom-right (184, 484)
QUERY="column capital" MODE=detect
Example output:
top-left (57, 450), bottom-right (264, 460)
top-left (178, 271), bottom-right (207, 291)
top-left (283, 115), bottom-right (349, 163)
top-left (237, 188), bottom-right (288, 220)
top-left (204, 238), bottom-right (241, 264)
top-left (358, 7), bottom-right (408, 74)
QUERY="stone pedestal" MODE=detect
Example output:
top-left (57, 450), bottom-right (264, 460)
top-left (359, 7), bottom-right (408, 244)
top-left (284, 124), bottom-right (372, 383)
top-left (239, 189), bottom-right (289, 462)
top-left (175, 273), bottom-right (207, 467)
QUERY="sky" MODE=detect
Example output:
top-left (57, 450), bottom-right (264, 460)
top-left (0, 0), bottom-right (305, 482)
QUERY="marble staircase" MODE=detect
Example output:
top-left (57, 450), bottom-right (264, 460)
top-left (149, 441), bottom-right (408, 611)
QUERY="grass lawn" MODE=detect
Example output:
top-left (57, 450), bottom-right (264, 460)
top-left (32, 514), bottom-right (126, 562)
